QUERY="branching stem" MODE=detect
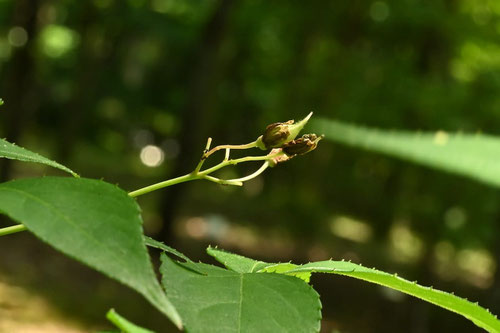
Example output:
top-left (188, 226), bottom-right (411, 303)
top-left (203, 140), bottom-right (259, 159)
top-left (228, 161), bottom-right (270, 182)
top-left (129, 151), bottom-right (282, 197)
top-left (0, 138), bottom-right (280, 236)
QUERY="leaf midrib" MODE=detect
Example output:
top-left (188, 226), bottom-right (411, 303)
top-left (237, 274), bottom-right (243, 332)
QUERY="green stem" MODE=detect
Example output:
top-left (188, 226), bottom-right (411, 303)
top-left (202, 175), bottom-right (243, 186)
top-left (129, 153), bottom-right (277, 197)
top-left (0, 144), bottom-right (278, 236)
top-left (106, 308), bottom-right (154, 333)
top-left (128, 173), bottom-right (199, 198)
top-left (203, 140), bottom-right (259, 159)
top-left (194, 137), bottom-right (213, 174)
top-left (199, 153), bottom-right (280, 176)
top-left (0, 224), bottom-right (27, 236)
top-left (128, 152), bottom-right (283, 198)
top-left (227, 161), bottom-right (270, 182)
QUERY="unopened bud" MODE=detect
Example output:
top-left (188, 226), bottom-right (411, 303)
top-left (282, 134), bottom-right (324, 156)
top-left (256, 112), bottom-right (313, 150)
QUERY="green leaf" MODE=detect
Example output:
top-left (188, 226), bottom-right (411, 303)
top-left (0, 138), bottom-right (77, 176)
top-left (207, 246), bottom-right (269, 273)
top-left (0, 177), bottom-right (181, 329)
top-left (207, 248), bottom-right (500, 332)
top-left (160, 253), bottom-right (322, 333)
top-left (106, 309), bottom-right (155, 333)
top-left (144, 236), bottom-right (191, 262)
top-left (283, 260), bottom-right (500, 333)
top-left (260, 263), bottom-right (312, 283)
top-left (312, 118), bottom-right (500, 187)
top-left (207, 247), bottom-right (311, 282)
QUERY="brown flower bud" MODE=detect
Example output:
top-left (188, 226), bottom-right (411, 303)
top-left (256, 112), bottom-right (313, 150)
top-left (261, 120), bottom-right (293, 148)
top-left (282, 134), bottom-right (324, 156)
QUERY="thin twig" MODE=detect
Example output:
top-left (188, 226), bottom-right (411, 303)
top-left (194, 137), bottom-right (213, 174)
top-left (203, 175), bottom-right (243, 186)
top-left (227, 162), bottom-right (270, 183)
top-left (203, 140), bottom-right (258, 159)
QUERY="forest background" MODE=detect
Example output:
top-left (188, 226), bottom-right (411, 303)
top-left (1, 0), bottom-right (500, 332)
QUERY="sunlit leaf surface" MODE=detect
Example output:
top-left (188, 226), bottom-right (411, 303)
top-left (0, 177), bottom-right (181, 328)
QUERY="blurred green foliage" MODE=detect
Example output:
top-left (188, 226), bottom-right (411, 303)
top-left (1, 0), bottom-right (500, 332)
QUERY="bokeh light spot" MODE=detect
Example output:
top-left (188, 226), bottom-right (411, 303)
top-left (456, 248), bottom-right (496, 288)
top-left (39, 24), bottom-right (79, 58)
top-left (184, 217), bottom-right (208, 239)
top-left (330, 216), bottom-right (373, 242)
top-left (389, 222), bottom-right (424, 263)
top-left (8, 27), bottom-right (28, 47)
top-left (140, 145), bottom-right (165, 167)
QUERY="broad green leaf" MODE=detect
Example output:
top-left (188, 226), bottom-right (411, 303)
top-left (160, 253), bottom-right (322, 333)
top-left (208, 248), bottom-right (500, 332)
top-left (207, 247), bottom-right (311, 282)
top-left (312, 118), bottom-right (500, 187)
top-left (0, 138), bottom-right (77, 176)
top-left (0, 177), bottom-right (181, 329)
top-left (283, 260), bottom-right (500, 333)
top-left (106, 309), bottom-right (155, 333)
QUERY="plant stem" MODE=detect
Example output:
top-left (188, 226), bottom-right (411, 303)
top-left (0, 224), bottom-right (27, 236)
top-left (199, 153), bottom-right (280, 176)
top-left (203, 140), bottom-right (259, 159)
top-left (128, 173), bottom-right (198, 198)
top-left (0, 141), bottom-right (278, 236)
top-left (202, 175), bottom-right (243, 186)
top-left (129, 152), bottom-right (280, 197)
top-left (227, 161), bottom-right (270, 182)
top-left (106, 308), bottom-right (154, 333)
top-left (193, 137), bottom-right (213, 174)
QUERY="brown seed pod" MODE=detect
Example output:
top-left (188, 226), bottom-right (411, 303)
top-left (282, 134), bottom-right (324, 156)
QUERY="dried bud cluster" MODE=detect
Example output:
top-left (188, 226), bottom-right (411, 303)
top-left (282, 134), bottom-right (324, 156)
top-left (256, 112), bottom-right (313, 150)
top-left (256, 112), bottom-right (324, 167)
